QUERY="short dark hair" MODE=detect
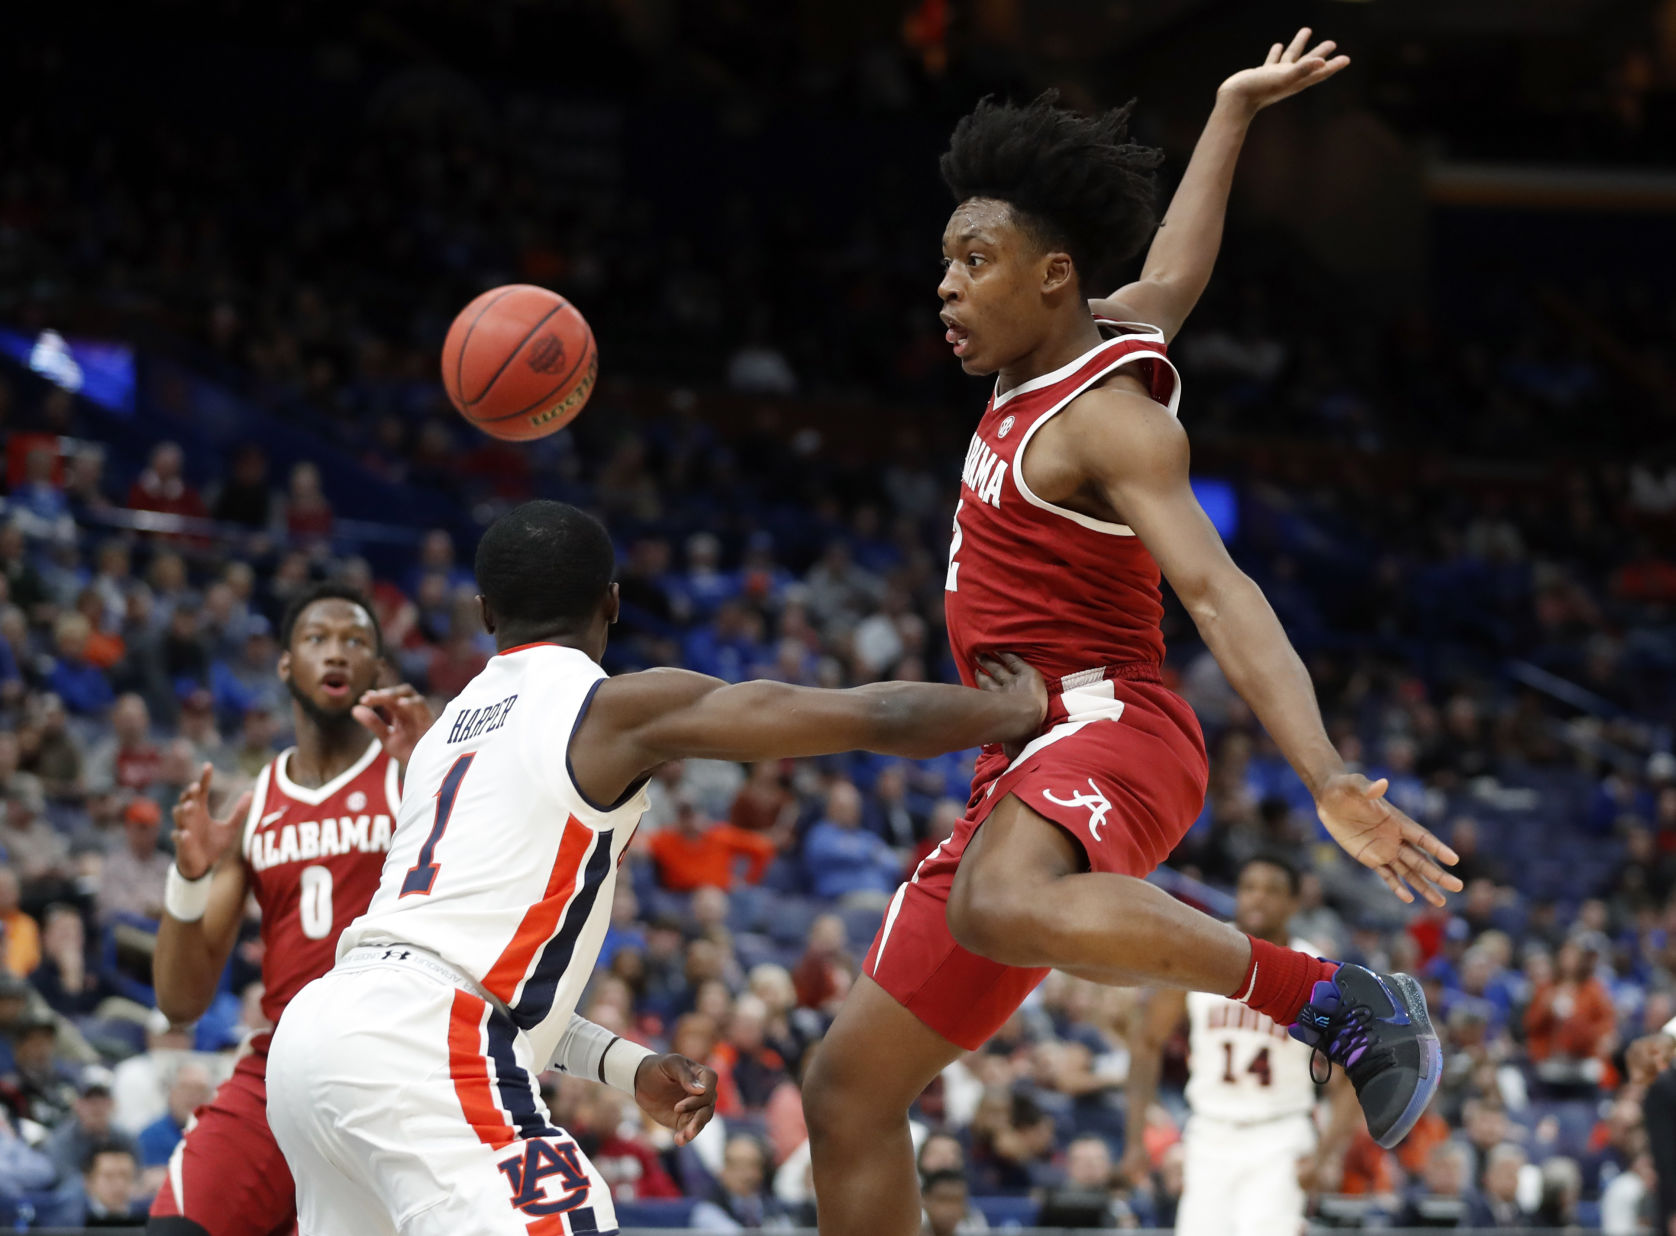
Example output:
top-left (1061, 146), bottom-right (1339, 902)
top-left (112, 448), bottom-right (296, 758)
top-left (1242, 850), bottom-right (1303, 896)
top-left (941, 91), bottom-right (1162, 291)
top-left (83, 1139), bottom-right (135, 1174)
top-left (922, 1169), bottom-right (968, 1195)
top-left (475, 501), bottom-right (614, 633)
top-left (279, 583), bottom-right (384, 656)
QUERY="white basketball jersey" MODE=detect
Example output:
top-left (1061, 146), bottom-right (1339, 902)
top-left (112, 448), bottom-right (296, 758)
top-left (340, 642), bottom-right (648, 1067)
top-left (1183, 938), bottom-right (1319, 1123)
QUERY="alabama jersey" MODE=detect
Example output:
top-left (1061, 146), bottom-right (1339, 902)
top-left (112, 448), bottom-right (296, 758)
top-left (1184, 939), bottom-right (1320, 1123)
top-left (943, 320), bottom-right (1180, 687)
top-left (340, 642), bottom-right (649, 1068)
top-left (242, 740), bottom-right (401, 1030)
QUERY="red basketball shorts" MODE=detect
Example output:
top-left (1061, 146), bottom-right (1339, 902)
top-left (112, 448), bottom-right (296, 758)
top-left (863, 672), bottom-right (1208, 1051)
top-left (150, 1041), bottom-right (298, 1236)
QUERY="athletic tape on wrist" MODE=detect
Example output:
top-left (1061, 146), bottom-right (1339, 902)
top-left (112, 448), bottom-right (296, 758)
top-left (165, 865), bottom-right (214, 922)
top-left (553, 1014), bottom-right (655, 1094)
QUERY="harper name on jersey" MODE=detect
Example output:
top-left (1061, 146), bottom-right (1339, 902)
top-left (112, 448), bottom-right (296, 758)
top-left (339, 643), bottom-right (648, 1070)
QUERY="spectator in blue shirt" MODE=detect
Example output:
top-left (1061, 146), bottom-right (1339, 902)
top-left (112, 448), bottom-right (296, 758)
top-left (803, 780), bottom-right (901, 905)
top-left (45, 613), bottom-right (112, 717)
top-left (136, 1062), bottom-right (214, 1174)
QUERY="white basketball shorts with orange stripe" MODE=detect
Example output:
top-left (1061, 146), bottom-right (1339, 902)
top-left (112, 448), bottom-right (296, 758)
top-left (268, 946), bottom-right (617, 1236)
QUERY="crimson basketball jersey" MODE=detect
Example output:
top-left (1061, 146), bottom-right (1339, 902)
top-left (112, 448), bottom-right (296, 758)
top-left (943, 321), bottom-right (1180, 686)
top-left (240, 741), bottom-right (401, 1030)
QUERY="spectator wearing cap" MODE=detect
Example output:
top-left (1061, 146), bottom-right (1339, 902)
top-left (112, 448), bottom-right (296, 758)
top-left (30, 906), bottom-right (113, 1019)
top-left (0, 868), bottom-right (40, 978)
top-left (95, 798), bottom-right (170, 923)
top-left (76, 1139), bottom-right (142, 1227)
top-left (647, 796), bottom-right (776, 894)
top-left (802, 780), bottom-right (901, 906)
top-left (135, 1061), bottom-right (213, 1185)
top-left (85, 694), bottom-right (161, 797)
top-left (44, 1066), bottom-right (133, 1182)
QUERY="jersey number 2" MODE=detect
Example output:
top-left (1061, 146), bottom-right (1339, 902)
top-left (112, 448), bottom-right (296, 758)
top-left (945, 500), bottom-right (964, 592)
top-left (401, 753), bottom-right (474, 897)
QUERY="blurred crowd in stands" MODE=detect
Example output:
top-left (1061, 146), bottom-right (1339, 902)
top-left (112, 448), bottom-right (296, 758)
top-left (1, 2), bottom-right (1675, 1230)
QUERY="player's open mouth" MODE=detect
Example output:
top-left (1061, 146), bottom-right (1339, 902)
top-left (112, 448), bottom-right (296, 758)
top-left (942, 317), bottom-right (972, 357)
top-left (320, 674), bottom-right (351, 699)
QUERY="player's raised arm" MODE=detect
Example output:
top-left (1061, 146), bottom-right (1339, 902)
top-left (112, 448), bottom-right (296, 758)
top-left (1059, 385), bottom-right (1461, 905)
top-left (154, 765), bottom-right (252, 1024)
top-left (569, 655), bottom-right (1047, 809)
top-left (1091, 28), bottom-right (1348, 341)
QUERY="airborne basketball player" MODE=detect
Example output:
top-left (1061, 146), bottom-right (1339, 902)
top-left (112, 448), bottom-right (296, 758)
top-left (803, 31), bottom-right (1462, 1236)
top-left (1127, 854), bottom-right (1360, 1236)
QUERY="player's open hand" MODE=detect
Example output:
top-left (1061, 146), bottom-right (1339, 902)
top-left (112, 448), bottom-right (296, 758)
top-left (1315, 773), bottom-right (1462, 907)
top-left (634, 1053), bottom-right (717, 1147)
top-left (172, 763), bottom-right (252, 881)
top-left (1217, 28), bottom-right (1349, 117)
top-left (975, 653), bottom-right (1048, 752)
top-left (354, 684), bottom-right (435, 767)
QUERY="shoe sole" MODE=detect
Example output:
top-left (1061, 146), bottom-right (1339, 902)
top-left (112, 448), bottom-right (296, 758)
top-left (1372, 971), bottom-right (1442, 1149)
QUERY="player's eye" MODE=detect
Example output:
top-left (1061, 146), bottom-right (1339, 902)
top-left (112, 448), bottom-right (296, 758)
top-left (967, 254), bottom-right (985, 267)
top-left (939, 256), bottom-right (953, 272)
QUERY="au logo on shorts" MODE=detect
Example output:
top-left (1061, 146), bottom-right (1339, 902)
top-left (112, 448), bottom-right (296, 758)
top-left (1042, 778), bottom-right (1111, 841)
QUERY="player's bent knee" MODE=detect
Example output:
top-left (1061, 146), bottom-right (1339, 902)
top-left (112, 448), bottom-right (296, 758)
top-left (148, 1217), bottom-right (212, 1236)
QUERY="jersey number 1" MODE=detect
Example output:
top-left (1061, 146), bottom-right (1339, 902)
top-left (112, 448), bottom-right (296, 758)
top-left (401, 753), bottom-right (474, 897)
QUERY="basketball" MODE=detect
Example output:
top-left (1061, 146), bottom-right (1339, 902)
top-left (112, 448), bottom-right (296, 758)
top-left (440, 284), bottom-right (598, 440)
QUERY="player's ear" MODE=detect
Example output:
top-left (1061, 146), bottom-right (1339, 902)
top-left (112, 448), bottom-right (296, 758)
top-left (477, 594), bottom-right (495, 635)
top-left (1041, 251), bottom-right (1076, 297)
top-left (605, 582), bottom-right (621, 626)
top-left (276, 649), bottom-right (292, 686)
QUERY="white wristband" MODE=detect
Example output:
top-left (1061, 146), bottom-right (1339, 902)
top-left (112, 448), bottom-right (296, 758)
top-left (165, 865), bottom-right (214, 922)
top-left (601, 1035), bottom-right (656, 1095)
top-left (552, 1013), bottom-right (654, 1094)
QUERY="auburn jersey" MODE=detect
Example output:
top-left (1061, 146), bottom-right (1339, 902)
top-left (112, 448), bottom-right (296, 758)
top-left (340, 643), bottom-right (649, 1069)
top-left (240, 741), bottom-right (401, 1034)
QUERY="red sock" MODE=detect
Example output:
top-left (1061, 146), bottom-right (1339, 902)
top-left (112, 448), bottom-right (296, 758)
top-left (1233, 936), bottom-right (1339, 1026)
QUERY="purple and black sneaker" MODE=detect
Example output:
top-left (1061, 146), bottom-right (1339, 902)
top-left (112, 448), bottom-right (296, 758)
top-left (1288, 963), bottom-right (1442, 1149)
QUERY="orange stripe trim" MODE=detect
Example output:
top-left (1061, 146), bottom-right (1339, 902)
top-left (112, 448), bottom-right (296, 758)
top-left (446, 990), bottom-right (517, 1150)
top-left (482, 814), bottom-right (592, 1005)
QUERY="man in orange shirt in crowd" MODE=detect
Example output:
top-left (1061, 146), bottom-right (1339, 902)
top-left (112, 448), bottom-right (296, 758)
top-left (647, 794), bottom-right (778, 892)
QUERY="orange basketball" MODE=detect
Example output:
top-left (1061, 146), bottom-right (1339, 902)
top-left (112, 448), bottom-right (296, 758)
top-left (440, 284), bottom-right (598, 441)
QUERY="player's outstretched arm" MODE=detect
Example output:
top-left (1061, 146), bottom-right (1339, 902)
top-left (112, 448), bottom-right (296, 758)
top-left (1121, 987), bottom-right (1187, 1185)
top-left (154, 765), bottom-right (251, 1024)
top-left (1091, 28), bottom-right (1349, 342)
top-left (1063, 388), bottom-right (1461, 906)
top-left (570, 656), bottom-right (1047, 809)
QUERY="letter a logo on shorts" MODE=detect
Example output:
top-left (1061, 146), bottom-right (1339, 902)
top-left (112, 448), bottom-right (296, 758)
top-left (1042, 778), bottom-right (1111, 841)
